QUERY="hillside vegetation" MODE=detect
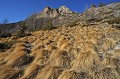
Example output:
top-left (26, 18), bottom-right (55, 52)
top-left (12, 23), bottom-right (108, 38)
top-left (0, 22), bottom-right (120, 79)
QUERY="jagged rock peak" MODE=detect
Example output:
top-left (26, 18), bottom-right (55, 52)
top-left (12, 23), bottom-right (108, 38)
top-left (39, 6), bottom-right (60, 18)
top-left (58, 6), bottom-right (73, 14)
top-left (42, 6), bottom-right (52, 13)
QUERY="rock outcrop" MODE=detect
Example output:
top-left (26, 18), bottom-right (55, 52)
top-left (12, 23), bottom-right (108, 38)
top-left (82, 2), bottom-right (120, 19)
top-left (58, 6), bottom-right (73, 15)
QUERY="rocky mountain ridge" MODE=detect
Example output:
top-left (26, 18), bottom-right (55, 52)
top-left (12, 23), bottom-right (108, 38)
top-left (24, 2), bottom-right (120, 30)
top-left (83, 2), bottom-right (120, 19)
top-left (0, 2), bottom-right (120, 37)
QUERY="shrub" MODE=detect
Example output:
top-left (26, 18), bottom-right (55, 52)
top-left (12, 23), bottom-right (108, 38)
top-left (88, 18), bottom-right (102, 22)
top-left (0, 33), bottom-right (11, 38)
top-left (106, 17), bottom-right (120, 24)
top-left (91, 4), bottom-right (96, 8)
top-left (99, 2), bottom-right (106, 7)
top-left (15, 23), bottom-right (31, 38)
top-left (0, 40), bottom-right (19, 52)
top-left (41, 20), bottom-right (54, 30)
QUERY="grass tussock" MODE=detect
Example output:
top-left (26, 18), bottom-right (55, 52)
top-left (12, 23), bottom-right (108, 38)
top-left (4, 44), bottom-right (33, 67)
top-left (20, 63), bottom-right (42, 79)
top-left (58, 69), bottom-right (92, 79)
top-left (6, 51), bottom-right (26, 67)
top-left (112, 49), bottom-right (120, 59)
top-left (92, 67), bottom-right (120, 79)
top-left (102, 38), bottom-right (116, 51)
top-left (0, 66), bottom-right (19, 79)
top-left (35, 66), bottom-right (62, 79)
top-left (32, 49), bottom-right (51, 65)
top-left (102, 56), bottom-right (120, 69)
top-left (0, 53), bottom-right (8, 61)
top-left (48, 50), bottom-right (73, 68)
top-left (71, 49), bottom-right (102, 72)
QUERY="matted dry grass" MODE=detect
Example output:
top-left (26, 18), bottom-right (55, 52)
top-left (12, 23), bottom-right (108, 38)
top-left (0, 23), bottom-right (120, 79)
top-left (58, 69), bottom-right (92, 79)
top-left (35, 66), bottom-right (62, 79)
top-left (71, 49), bottom-right (102, 73)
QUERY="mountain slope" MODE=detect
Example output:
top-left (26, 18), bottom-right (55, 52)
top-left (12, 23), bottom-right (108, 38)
top-left (0, 2), bottom-right (120, 79)
top-left (25, 2), bottom-right (120, 30)
top-left (0, 23), bottom-right (120, 79)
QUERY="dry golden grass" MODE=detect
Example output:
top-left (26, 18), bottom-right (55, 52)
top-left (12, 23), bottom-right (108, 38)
top-left (92, 67), bottom-right (120, 79)
top-left (0, 23), bottom-right (120, 79)
top-left (48, 50), bottom-right (73, 68)
top-left (0, 65), bottom-right (19, 79)
top-left (32, 49), bottom-right (51, 65)
top-left (0, 53), bottom-right (8, 61)
top-left (102, 38), bottom-right (116, 52)
top-left (3, 49), bottom-right (25, 62)
top-left (102, 55), bottom-right (120, 69)
top-left (6, 51), bottom-right (26, 67)
top-left (58, 69), bottom-right (92, 79)
top-left (112, 49), bottom-right (120, 59)
top-left (20, 63), bottom-right (40, 79)
top-left (45, 44), bottom-right (58, 52)
top-left (71, 49), bottom-right (102, 73)
top-left (35, 66), bottom-right (62, 79)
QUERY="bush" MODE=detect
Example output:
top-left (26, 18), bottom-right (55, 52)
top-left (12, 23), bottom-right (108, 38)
top-left (0, 40), bottom-right (19, 52)
top-left (91, 4), bottom-right (96, 8)
top-left (15, 22), bottom-right (31, 38)
top-left (42, 20), bottom-right (54, 30)
top-left (88, 18), bottom-right (102, 22)
top-left (99, 2), bottom-right (106, 7)
top-left (106, 17), bottom-right (120, 24)
top-left (0, 33), bottom-right (11, 38)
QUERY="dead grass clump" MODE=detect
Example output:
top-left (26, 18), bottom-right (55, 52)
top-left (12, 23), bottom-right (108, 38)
top-left (0, 53), bottom-right (8, 61)
top-left (57, 36), bottom-right (67, 48)
top-left (15, 43), bottom-right (26, 47)
top-left (112, 49), bottom-right (120, 59)
top-left (92, 67), bottom-right (120, 79)
top-left (6, 51), bottom-right (33, 67)
top-left (48, 50), bottom-right (73, 68)
top-left (60, 42), bottom-right (72, 52)
top-left (83, 41), bottom-right (96, 52)
top-left (20, 63), bottom-right (44, 79)
top-left (14, 43), bottom-right (26, 50)
top-left (58, 69), bottom-right (92, 79)
top-left (101, 49), bottom-right (120, 70)
top-left (33, 49), bottom-right (51, 65)
top-left (32, 42), bottom-right (44, 52)
top-left (4, 47), bottom-right (14, 53)
top-left (102, 38), bottom-right (116, 51)
top-left (102, 55), bottom-right (120, 69)
top-left (0, 66), bottom-right (19, 79)
top-left (71, 49), bottom-right (101, 73)
top-left (45, 44), bottom-right (58, 52)
top-left (35, 66), bottom-right (62, 79)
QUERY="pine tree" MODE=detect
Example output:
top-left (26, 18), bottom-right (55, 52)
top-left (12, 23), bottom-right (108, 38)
top-left (91, 4), bottom-right (96, 8)
top-left (16, 22), bottom-right (27, 37)
top-left (99, 2), bottom-right (106, 7)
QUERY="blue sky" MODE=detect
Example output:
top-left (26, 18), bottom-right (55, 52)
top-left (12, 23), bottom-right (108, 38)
top-left (0, 0), bottom-right (119, 23)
